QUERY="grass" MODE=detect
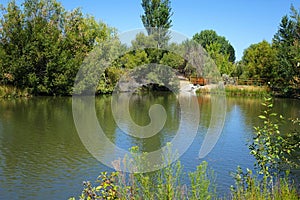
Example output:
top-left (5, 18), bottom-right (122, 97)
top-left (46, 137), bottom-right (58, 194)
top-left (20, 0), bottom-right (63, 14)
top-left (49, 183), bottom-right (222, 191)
top-left (0, 85), bottom-right (31, 98)
top-left (230, 168), bottom-right (299, 200)
top-left (225, 85), bottom-right (270, 97)
top-left (196, 85), bottom-right (270, 97)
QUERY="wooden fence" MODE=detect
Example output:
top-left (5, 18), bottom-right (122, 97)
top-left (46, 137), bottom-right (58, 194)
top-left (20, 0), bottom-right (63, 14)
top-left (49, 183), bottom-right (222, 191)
top-left (235, 78), bottom-right (268, 86)
top-left (188, 76), bottom-right (268, 86)
top-left (189, 76), bottom-right (206, 86)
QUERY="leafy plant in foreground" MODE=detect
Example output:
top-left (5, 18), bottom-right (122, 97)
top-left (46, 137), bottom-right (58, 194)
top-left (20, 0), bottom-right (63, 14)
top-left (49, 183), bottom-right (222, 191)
top-left (231, 96), bottom-right (299, 200)
top-left (249, 96), bottom-right (299, 176)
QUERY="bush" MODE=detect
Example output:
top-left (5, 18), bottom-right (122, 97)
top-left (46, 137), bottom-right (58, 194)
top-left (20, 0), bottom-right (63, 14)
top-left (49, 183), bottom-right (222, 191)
top-left (70, 146), bottom-right (216, 200)
top-left (231, 167), bottom-right (299, 200)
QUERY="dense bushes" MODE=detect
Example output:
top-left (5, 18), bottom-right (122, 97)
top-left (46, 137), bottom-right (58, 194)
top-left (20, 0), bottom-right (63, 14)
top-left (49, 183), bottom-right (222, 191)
top-left (0, 0), bottom-right (114, 95)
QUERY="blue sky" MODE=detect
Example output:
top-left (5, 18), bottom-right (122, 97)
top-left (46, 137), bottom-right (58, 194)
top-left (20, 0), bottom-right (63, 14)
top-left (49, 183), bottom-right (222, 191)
top-left (2, 0), bottom-right (300, 61)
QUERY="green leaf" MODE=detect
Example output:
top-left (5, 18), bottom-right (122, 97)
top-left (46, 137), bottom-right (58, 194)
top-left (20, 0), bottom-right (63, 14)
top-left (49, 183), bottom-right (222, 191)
top-left (96, 186), bottom-right (102, 191)
top-left (258, 115), bottom-right (266, 119)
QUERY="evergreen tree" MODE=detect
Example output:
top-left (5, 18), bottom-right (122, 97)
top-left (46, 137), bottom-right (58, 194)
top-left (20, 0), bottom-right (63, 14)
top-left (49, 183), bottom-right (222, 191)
top-left (272, 5), bottom-right (300, 96)
top-left (141, 0), bottom-right (173, 48)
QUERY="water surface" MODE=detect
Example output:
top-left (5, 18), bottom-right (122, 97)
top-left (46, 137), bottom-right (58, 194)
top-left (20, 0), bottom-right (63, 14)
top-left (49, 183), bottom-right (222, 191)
top-left (0, 95), bottom-right (299, 199)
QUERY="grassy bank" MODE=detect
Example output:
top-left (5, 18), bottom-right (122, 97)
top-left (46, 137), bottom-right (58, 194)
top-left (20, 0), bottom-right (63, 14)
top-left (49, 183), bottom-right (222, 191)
top-left (0, 85), bottom-right (31, 98)
top-left (196, 85), bottom-right (270, 97)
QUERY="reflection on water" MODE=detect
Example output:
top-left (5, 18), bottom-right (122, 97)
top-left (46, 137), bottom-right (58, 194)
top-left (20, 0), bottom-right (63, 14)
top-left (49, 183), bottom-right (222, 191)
top-left (0, 95), bottom-right (299, 199)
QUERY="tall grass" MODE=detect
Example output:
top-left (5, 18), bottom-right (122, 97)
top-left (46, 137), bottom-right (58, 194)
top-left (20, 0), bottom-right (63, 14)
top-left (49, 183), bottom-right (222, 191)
top-left (196, 85), bottom-right (270, 97)
top-left (225, 85), bottom-right (270, 97)
top-left (230, 168), bottom-right (299, 200)
top-left (0, 85), bottom-right (30, 98)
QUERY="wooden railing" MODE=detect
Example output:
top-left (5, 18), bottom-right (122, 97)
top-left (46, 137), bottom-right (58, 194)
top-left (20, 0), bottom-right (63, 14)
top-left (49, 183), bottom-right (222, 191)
top-left (189, 76), bottom-right (206, 86)
top-left (188, 76), bottom-right (268, 86)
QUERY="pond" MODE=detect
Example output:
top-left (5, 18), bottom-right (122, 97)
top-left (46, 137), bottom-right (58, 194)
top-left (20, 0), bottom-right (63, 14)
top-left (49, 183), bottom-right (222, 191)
top-left (0, 94), bottom-right (299, 199)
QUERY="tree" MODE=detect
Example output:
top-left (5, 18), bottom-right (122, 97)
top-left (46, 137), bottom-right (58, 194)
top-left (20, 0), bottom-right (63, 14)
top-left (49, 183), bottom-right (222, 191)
top-left (241, 40), bottom-right (278, 81)
top-left (119, 50), bottom-right (149, 69)
top-left (0, 0), bottom-right (113, 95)
top-left (132, 32), bottom-right (155, 49)
top-left (0, 0), bottom-right (25, 85)
top-left (141, 0), bottom-right (173, 48)
top-left (193, 30), bottom-right (236, 63)
top-left (206, 42), bottom-right (235, 76)
top-left (272, 5), bottom-right (300, 96)
top-left (160, 51), bottom-right (185, 70)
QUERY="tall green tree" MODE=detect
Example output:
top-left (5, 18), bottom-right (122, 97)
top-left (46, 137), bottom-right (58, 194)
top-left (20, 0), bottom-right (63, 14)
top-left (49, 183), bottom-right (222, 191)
top-left (206, 42), bottom-right (235, 76)
top-left (272, 5), bottom-right (300, 95)
top-left (241, 40), bottom-right (278, 81)
top-left (0, 0), bottom-right (25, 85)
top-left (141, 0), bottom-right (173, 48)
top-left (193, 30), bottom-right (236, 63)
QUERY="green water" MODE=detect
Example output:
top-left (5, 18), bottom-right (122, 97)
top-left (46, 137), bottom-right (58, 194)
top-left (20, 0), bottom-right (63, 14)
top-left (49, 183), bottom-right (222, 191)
top-left (0, 94), bottom-right (299, 199)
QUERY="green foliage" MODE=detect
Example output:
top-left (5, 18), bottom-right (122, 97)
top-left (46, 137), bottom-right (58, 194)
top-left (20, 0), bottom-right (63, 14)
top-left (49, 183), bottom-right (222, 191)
top-left (0, 85), bottom-right (30, 98)
top-left (70, 172), bottom-right (119, 200)
top-left (131, 32), bottom-right (158, 49)
top-left (73, 37), bottom-right (124, 95)
top-left (231, 97), bottom-right (299, 199)
top-left (181, 39), bottom-right (219, 79)
top-left (193, 30), bottom-right (236, 63)
top-left (192, 30), bottom-right (236, 77)
top-left (224, 85), bottom-right (269, 97)
top-left (96, 67), bottom-right (125, 94)
top-left (141, 0), bottom-right (173, 48)
top-left (241, 40), bottom-right (278, 81)
top-left (232, 61), bottom-right (244, 78)
top-left (71, 145), bottom-right (216, 200)
top-left (128, 145), bottom-right (184, 199)
top-left (160, 51), bottom-right (185, 70)
top-left (272, 5), bottom-right (300, 97)
top-left (129, 63), bottom-right (180, 92)
top-left (0, 0), bottom-right (113, 95)
top-left (231, 167), bottom-right (299, 200)
top-left (206, 43), bottom-right (235, 76)
top-left (189, 161), bottom-right (215, 200)
top-left (249, 97), bottom-right (299, 177)
top-left (239, 5), bottom-right (300, 97)
top-left (119, 50), bottom-right (149, 69)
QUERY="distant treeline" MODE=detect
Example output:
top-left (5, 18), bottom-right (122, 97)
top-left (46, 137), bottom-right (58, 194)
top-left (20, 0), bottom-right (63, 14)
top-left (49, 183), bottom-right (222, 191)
top-left (0, 0), bottom-right (299, 97)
